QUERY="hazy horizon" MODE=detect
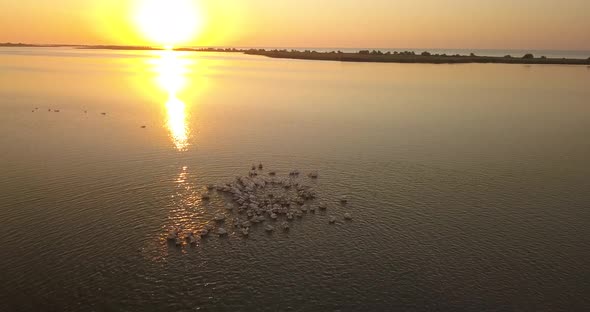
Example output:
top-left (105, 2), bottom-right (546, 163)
top-left (1, 0), bottom-right (589, 50)
top-left (3, 42), bottom-right (590, 55)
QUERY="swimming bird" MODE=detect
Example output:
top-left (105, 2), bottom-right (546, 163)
top-left (217, 228), bottom-right (228, 236)
top-left (308, 171), bottom-right (318, 179)
top-left (265, 225), bottom-right (274, 232)
top-left (329, 216), bottom-right (337, 224)
top-left (175, 237), bottom-right (183, 246)
top-left (340, 196), bottom-right (348, 204)
top-left (241, 227), bottom-right (249, 236)
top-left (281, 222), bottom-right (290, 231)
top-left (344, 213), bottom-right (352, 220)
top-left (213, 214), bottom-right (226, 222)
top-left (101, 112), bottom-right (107, 116)
top-left (141, 125), bottom-right (146, 129)
top-left (167, 230), bottom-right (178, 241)
top-left (201, 193), bottom-right (211, 200)
top-left (199, 229), bottom-right (209, 237)
top-left (319, 202), bottom-right (328, 210)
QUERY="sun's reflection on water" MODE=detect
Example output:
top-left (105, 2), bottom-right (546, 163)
top-left (153, 50), bottom-right (192, 151)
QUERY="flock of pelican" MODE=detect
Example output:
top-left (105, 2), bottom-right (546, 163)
top-left (167, 164), bottom-right (353, 246)
top-left (31, 107), bottom-right (151, 128)
top-left (31, 107), bottom-right (110, 116)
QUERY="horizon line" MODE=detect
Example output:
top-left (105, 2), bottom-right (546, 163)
top-left (2, 42), bottom-right (590, 53)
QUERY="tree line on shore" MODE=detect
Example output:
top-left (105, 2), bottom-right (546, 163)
top-left (2, 43), bottom-right (589, 61)
top-left (193, 47), bottom-right (587, 60)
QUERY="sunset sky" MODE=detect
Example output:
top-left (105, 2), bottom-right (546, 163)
top-left (1, 0), bottom-right (589, 50)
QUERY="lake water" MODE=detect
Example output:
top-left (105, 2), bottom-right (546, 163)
top-left (1, 47), bottom-right (589, 311)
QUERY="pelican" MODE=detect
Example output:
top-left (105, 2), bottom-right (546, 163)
top-left (217, 228), bottom-right (228, 236)
top-left (281, 222), bottom-right (290, 231)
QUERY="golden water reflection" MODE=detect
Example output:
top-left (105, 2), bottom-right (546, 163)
top-left (152, 50), bottom-right (192, 151)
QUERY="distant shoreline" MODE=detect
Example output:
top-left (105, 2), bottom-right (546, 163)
top-left (241, 49), bottom-right (590, 65)
top-left (2, 43), bottom-right (589, 65)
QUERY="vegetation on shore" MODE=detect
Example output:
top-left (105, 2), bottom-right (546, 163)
top-left (168, 47), bottom-right (590, 65)
top-left (0, 42), bottom-right (76, 48)
top-left (2, 43), bottom-right (589, 65)
top-left (241, 49), bottom-right (590, 65)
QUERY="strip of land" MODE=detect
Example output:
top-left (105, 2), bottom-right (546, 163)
top-left (2, 43), bottom-right (589, 65)
top-left (242, 49), bottom-right (590, 65)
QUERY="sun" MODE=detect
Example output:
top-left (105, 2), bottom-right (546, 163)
top-left (135, 0), bottom-right (203, 48)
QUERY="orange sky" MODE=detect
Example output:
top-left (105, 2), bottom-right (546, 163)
top-left (1, 0), bottom-right (589, 50)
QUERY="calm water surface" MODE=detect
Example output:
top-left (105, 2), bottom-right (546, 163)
top-left (0, 47), bottom-right (589, 311)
